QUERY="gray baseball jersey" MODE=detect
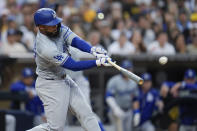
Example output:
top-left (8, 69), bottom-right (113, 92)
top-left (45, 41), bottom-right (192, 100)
top-left (106, 74), bottom-right (138, 109)
top-left (34, 25), bottom-right (77, 79)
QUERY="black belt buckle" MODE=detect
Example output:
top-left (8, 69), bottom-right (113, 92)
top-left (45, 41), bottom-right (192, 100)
top-left (45, 74), bottom-right (66, 80)
top-left (45, 78), bottom-right (54, 80)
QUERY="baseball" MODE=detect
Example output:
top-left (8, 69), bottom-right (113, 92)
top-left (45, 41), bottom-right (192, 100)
top-left (97, 12), bottom-right (104, 20)
top-left (159, 56), bottom-right (168, 65)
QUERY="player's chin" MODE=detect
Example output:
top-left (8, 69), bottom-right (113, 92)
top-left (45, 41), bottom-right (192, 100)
top-left (46, 31), bottom-right (60, 38)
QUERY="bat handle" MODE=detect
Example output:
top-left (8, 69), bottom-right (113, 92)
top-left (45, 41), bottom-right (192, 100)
top-left (107, 60), bottom-right (121, 70)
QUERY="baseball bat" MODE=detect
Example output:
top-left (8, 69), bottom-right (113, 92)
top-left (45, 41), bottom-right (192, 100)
top-left (108, 60), bottom-right (144, 85)
top-left (116, 117), bottom-right (123, 131)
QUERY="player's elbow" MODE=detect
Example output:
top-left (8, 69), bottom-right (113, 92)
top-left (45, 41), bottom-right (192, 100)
top-left (105, 91), bottom-right (114, 99)
top-left (67, 67), bottom-right (80, 71)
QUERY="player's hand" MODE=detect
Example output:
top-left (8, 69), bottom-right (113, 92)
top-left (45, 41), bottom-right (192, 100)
top-left (170, 82), bottom-right (181, 97)
top-left (113, 107), bottom-right (125, 118)
top-left (156, 101), bottom-right (164, 112)
top-left (26, 88), bottom-right (37, 99)
top-left (91, 47), bottom-right (107, 58)
top-left (133, 111), bottom-right (140, 127)
top-left (27, 91), bottom-right (34, 99)
top-left (93, 53), bottom-right (109, 59)
top-left (96, 57), bottom-right (112, 66)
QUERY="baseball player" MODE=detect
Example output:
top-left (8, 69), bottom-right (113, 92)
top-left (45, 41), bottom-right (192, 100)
top-left (10, 68), bottom-right (45, 126)
top-left (105, 60), bottom-right (138, 131)
top-left (27, 8), bottom-right (111, 131)
top-left (171, 69), bottom-right (197, 131)
top-left (160, 81), bottom-right (179, 131)
top-left (133, 73), bottom-right (163, 131)
top-left (65, 47), bottom-right (106, 131)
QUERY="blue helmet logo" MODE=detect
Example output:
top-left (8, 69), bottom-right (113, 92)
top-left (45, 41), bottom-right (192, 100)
top-left (184, 69), bottom-right (196, 79)
top-left (121, 60), bottom-right (133, 69)
top-left (34, 8), bottom-right (62, 26)
top-left (141, 73), bottom-right (152, 81)
top-left (22, 68), bottom-right (34, 78)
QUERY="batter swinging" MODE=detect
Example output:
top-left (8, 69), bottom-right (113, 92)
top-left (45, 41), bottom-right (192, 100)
top-left (27, 8), bottom-right (110, 131)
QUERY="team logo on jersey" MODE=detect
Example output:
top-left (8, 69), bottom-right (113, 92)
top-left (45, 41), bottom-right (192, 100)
top-left (147, 93), bottom-right (153, 102)
top-left (54, 55), bottom-right (64, 61)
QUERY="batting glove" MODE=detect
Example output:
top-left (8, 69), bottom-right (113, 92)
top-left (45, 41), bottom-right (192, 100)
top-left (96, 57), bottom-right (112, 66)
top-left (133, 110), bottom-right (140, 127)
top-left (91, 47), bottom-right (108, 58)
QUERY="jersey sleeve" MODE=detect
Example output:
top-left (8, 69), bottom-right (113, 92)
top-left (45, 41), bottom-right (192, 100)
top-left (106, 77), bottom-right (117, 97)
top-left (61, 25), bottom-right (92, 53)
top-left (36, 37), bottom-right (69, 66)
top-left (132, 86), bottom-right (140, 101)
top-left (153, 89), bottom-right (161, 103)
top-left (61, 25), bottom-right (77, 45)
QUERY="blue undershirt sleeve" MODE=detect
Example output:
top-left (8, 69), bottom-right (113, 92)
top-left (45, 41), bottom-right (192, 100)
top-left (71, 37), bottom-right (92, 53)
top-left (61, 56), bottom-right (96, 71)
top-left (105, 91), bottom-right (114, 99)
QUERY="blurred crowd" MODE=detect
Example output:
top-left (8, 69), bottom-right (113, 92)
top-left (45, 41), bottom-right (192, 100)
top-left (0, 0), bottom-right (197, 56)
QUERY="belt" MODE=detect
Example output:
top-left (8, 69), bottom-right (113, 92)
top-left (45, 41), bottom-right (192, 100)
top-left (45, 74), bottom-right (67, 80)
top-left (122, 107), bottom-right (130, 112)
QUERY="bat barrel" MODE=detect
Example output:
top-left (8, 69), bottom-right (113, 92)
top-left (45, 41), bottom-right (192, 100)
top-left (120, 68), bottom-right (144, 85)
top-left (138, 79), bottom-right (144, 85)
top-left (108, 60), bottom-right (144, 85)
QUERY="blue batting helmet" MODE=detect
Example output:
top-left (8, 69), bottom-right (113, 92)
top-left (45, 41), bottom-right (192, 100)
top-left (121, 60), bottom-right (133, 69)
top-left (141, 73), bottom-right (152, 81)
top-left (34, 8), bottom-right (62, 26)
top-left (184, 69), bottom-right (196, 79)
top-left (22, 68), bottom-right (34, 78)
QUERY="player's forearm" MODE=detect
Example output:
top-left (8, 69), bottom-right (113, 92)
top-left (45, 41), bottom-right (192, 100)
top-left (170, 82), bottom-right (181, 97)
top-left (181, 82), bottom-right (197, 89)
top-left (156, 101), bottom-right (164, 112)
top-left (71, 37), bottom-right (92, 53)
top-left (133, 101), bottom-right (139, 110)
top-left (106, 96), bottom-right (120, 109)
top-left (61, 57), bottom-right (96, 71)
top-left (160, 85), bottom-right (169, 98)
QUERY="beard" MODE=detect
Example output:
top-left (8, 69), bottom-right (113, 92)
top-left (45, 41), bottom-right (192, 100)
top-left (45, 23), bottom-right (61, 38)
